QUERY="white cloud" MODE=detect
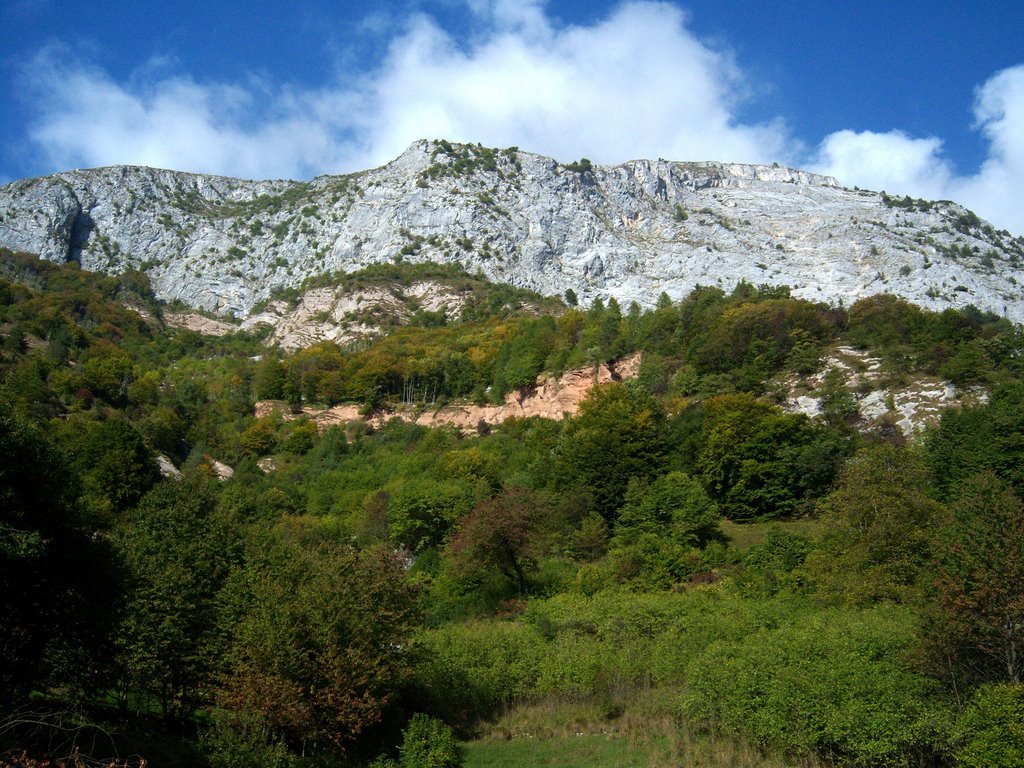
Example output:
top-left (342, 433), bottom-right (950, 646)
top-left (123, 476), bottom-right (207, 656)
top-left (351, 1), bottom-right (792, 168)
top-left (22, 47), bottom-right (350, 179)
top-left (462, 0), bottom-right (552, 36)
top-left (952, 65), bottom-right (1024, 233)
top-left (812, 130), bottom-right (952, 200)
top-left (18, 2), bottom-right (790, 180)
top-left (15, 4), bottom-right (1024, 235)
top-left (812, 65), bottom-right (1024, 234)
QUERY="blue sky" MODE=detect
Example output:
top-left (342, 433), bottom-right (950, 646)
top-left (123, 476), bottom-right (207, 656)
top-left (3, 0), bottom-right (1024, 233)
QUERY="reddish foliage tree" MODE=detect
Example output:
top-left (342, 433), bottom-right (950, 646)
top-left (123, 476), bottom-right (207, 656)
top-left (218, 539), bottom-right (420, 752)
top-left (448, 486), bottom-right (554, 594)
top-left (929, 472), bottom-right (1024, 687)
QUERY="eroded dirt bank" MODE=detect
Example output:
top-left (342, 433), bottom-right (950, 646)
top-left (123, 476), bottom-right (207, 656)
top-left (255, 352), bottom-right (642, 432)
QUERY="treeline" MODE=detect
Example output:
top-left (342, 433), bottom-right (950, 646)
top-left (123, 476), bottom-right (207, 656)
top-left (2, 251), bottom-right (1024, 766)
top-left (265, 282), bottom-right (1020, 414)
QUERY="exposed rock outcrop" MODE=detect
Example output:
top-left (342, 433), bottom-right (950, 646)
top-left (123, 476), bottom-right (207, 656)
top-left (256, 351), bottom-right (643, 433)
top-left (165, 311), bottom-right (239, 336)
top-left (156, 454), bottom-right (182, 479)
top-left (2, 140), bottom-right (1022, 328)
top-left (241, 280), bottom-right (476, 350)
top-left (779, 346), bottom-right (988, 435)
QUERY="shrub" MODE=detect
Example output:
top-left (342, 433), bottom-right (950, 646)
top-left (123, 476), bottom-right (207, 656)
top-left (399, 714), bottom-right (463, 768)
top-left (413, 621), bottom-right (544, 720)
top-left (680, 606), bottom-right (950, 766)
top-left (614, 471), bottom-right (719, 548)
top-left (201, 709), bottom-right (295, 768)
top-left (954, 683), bottom-right (1024, 768)
top-left (564, 158), bottom-right (593, 174)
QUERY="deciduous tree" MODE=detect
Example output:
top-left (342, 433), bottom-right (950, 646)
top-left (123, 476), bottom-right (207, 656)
top-left (0, 399), bottom-right (116, 705)
top-left (116, 475), bottom-right (236, 722)
top-left (614, 471), bottom-right (719, 548)
top-left (218, 537), bottom-right (420, 753)
top-left (801, 445), bottom-right (948, 605)
top-left (554, 382), bottom-right (666, 520)
top-left (927, 473), bottom-right (1024, 687)
top-left (448, 486), bottom-right (554, 594)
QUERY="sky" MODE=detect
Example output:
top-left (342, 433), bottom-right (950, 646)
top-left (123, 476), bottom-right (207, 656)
top-left (3, 0), bottom-right (1024, 233)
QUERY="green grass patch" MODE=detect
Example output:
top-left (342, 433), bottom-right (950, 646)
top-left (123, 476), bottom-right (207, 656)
top-left (462, 697), bottom-right (816, 768)
top-left (464, 728), bottom-right (813, 768)
top-left (464, 734), bottom-right (656, 767)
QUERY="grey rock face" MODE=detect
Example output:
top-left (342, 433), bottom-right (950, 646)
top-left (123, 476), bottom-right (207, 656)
top-left (2, 139), bottom-right (1023, 321)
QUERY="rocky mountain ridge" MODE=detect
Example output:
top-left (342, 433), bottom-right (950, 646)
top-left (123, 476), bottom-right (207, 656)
top-left (1, 139), bottom-right (1023, 323)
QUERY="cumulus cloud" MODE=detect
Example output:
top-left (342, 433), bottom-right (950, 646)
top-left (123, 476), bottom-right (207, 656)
top-left (14, 2), bottom-right (1024, 234)
top-left (812, 130), bottom-right (952, 200)
top-left (353, 1), bottom-right (792, 167)
top-left (22, 48), bottom-right (352, 179)
top-left (812, 64), bottom-right (1024, 234)
top-left (17, 1), bottom-right (790, 180)
top-left (952, 65), bottom-right (1024, 233)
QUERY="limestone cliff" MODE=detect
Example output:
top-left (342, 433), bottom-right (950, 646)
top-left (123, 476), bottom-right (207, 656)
top-left (2, 139), bottom-right (1022, 323)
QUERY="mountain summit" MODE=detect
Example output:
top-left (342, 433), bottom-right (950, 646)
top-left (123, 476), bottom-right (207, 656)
top-left (1, 139), bottom-right (1022, 320)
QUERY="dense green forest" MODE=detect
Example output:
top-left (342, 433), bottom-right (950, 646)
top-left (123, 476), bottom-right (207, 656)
top-left (2, 248), bottom-right (1023, 767)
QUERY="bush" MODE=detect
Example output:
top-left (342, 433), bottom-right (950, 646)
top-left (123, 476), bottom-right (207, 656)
top-left (680, 605), bottom-right (949, 766)
top-left (954, 683), bottom-right (1024, 768)
top-left (414, 621), bottom-right (544, 720)
top-left (415, 588), bottom-right (802, 724)
top-left (201, 710), bottom-right (295, 768)
top-left (399, 713), bottom-right (463, 768)
top-left (563, 158), bottom-right (593, 174)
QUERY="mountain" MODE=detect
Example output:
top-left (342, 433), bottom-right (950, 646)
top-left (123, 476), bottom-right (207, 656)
top-left (1, 138), bottom-right (1023, 323)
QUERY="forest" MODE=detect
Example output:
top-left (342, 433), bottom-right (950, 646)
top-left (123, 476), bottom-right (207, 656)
top-left (1, 247), bottom-right (1023, 767)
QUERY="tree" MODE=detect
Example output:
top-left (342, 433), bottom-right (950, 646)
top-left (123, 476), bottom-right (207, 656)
top-left (817, 367), bottom-right (859, 428)
top-left (954, 683), bottom-right (1024, 768)
top-left (281, 419), bottom-right (317, 455)
top-left (241, 417), bottom-right (279, 456)
top-left (388, 479), bottom-right (475, 553)
top-left (614, 471), bottom-right (719, 548)
top-left (60, 416), bottom-right (160, 522)
top-left (738, 525), bottom-right (812, 597)
top-left (801, 445), bottom-right (948, 606)
top-left (491, 317), bottom-right (556, 395)
top-left (925, 383), bottom-right (1024, 501)
top-left (398, 713), bottom-right (463, 768)
top-left (603, 531), bottom-right (697, 591)
top-left (116, 475), bottom-right (237, 723)
top-left (692, 298), bottom-right (840, 383)
top-left (218, 537), bottom-right (420, 754)
top-left (564, 157), bottom-right (593, 173)
top-left (255, 357), bottom-right (287, 400)
top-left (554, 383), bottom-right (667, 520)
top-left (81, 351), bottom-right (133, 404)
top-left (696, 394), bottom-right (821, 520)
top-left (927, 473), bottom-right (1024, 687)
top-left (941, 339), bottom-right (995, 386)
top-left (2, 323), bottom-right (26, 355)
top-left (577, 298), bottom-right (625, 364)
top-left (0, 398), bottom-right (117, 705)
top-left (447, 486), bottom-right (553, 595)
top-left (845, 294), bottom-right (925, 349)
